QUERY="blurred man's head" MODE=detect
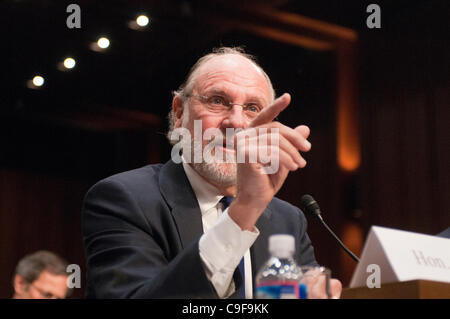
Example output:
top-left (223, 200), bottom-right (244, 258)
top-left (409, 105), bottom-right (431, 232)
top-left (12, 250), bottom-right (69, 299)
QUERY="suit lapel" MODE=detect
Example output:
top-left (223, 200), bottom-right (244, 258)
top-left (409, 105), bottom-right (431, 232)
top-left (159, 160), bottom-right (204, 249)
top-left (159, 160), bottom-right (276, 282)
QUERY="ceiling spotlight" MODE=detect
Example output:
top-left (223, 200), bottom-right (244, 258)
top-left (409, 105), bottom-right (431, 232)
top-left (27, 75), bottom-right (45, 89)
top-left (97, 37), bottom-right (110, 49)
top-left (89, 37), bottom-right (110, 52)
top-left (136, 15), bottom-right (149, 27)
top-left (63, 57), bottom-right (76, 69)
top-left (32, 75), bottom-right (44, 87)
top-left (128, 14), bottom-right (150, 30)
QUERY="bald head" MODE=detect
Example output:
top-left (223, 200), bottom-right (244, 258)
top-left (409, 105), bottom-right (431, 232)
top-left (182, 49), bottom-right (274, 100)
top-left (167, 47), bottom-right (275, 140)
top-left (191, 54), bottom-right (273, 106)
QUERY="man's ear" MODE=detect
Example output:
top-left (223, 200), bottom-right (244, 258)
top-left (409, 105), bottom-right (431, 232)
top-left (172, 95), bottom-right (185, 129)
top-left (13, 274), bottom-right (27, 295)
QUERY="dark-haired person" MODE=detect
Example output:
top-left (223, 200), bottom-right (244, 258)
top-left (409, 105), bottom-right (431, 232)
top-left (12, 250), bottom-right (69, 299)
top-left (83, 47), bottom-right (342, 299)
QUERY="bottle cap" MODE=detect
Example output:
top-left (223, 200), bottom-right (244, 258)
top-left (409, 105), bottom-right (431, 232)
top-left (268, 234), bottom-right (295, 258)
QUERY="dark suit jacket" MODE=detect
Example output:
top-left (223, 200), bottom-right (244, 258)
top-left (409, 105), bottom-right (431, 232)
top-left (82, 160), bottom-right (318, 298)
top-left (437, 227), bottom-right (450, 238)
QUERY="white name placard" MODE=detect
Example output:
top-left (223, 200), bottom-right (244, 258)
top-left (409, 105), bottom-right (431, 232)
top-left (350, 226), bottom-right (450, 288)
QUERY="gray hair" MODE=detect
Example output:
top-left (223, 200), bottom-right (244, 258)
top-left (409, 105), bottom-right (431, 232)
top-left (167, 46), bottom-right (276, 143)
top-left (13, 250), bottom-right (69, 293)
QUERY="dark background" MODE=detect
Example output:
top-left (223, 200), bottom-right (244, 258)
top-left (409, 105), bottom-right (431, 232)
top-left (1, 0), bottom-right (449, 298)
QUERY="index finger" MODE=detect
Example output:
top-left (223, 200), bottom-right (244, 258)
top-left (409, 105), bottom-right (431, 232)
top-left (249, 93), bottom-right (291, 128)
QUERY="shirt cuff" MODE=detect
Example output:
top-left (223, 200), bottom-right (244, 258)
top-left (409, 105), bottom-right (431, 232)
top-left (199, 209), bottom-right (259, 298)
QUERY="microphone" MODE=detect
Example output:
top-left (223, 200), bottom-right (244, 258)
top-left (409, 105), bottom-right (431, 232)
top-left (300, 194), bottom-right (360, 263)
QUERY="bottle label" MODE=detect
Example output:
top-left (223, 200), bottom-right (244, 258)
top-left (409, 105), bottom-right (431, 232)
top-left (255, 280), bottom-right (299, 299)
top-left (299, 283), bottom-right (308, 299)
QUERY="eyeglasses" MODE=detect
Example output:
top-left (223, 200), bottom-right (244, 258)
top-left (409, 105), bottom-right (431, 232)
top-left (187, 94), bottom-right (264, 120)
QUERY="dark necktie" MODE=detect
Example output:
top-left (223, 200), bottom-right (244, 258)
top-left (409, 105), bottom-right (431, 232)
top-left (220, 196), bottom-right (246, 299)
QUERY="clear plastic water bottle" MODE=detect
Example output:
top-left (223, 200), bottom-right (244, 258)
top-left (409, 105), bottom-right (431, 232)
top-left (255, 234), bottom-right (301, 299)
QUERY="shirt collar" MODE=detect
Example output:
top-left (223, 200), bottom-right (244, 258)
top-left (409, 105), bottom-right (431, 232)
top-left (182, 157), bottom-right (223, 215)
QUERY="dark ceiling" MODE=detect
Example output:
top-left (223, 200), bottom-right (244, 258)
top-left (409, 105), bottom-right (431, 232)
top-left (3, 0), bottom-right (353, 178)
top-left (3, 0), bottom-right (426, 123)
top-left (2, 0), bottom-right (446, 175)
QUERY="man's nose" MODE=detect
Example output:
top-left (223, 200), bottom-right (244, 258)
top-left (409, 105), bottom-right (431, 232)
top-left (222, 105), bottom-right (246, 129)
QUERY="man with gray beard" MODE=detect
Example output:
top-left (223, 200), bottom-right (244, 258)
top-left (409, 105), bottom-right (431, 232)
top-left (82, 47), bottom-right (342, 299)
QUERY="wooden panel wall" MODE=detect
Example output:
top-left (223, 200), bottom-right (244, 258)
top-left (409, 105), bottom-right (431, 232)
top-left (359, 2), bottom-right (450, 235)
top-left (0, 169), bottom-right (89, 298)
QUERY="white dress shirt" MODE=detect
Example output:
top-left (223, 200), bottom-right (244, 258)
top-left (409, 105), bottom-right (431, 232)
top-left (182, 161), bottom-right (259, 298)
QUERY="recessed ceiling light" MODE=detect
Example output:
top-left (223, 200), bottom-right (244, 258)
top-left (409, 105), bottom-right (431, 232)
top-left (136, 15), bottom-right (149, 27)
top-left (63, 57), bottom-right (76, 69)
top-left (97, 37), bottom-right (110, 49)
top-left (32, 75), bottom-right (44, 87)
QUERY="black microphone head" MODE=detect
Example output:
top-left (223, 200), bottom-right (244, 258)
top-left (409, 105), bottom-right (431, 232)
top-left (300, 194), bottom-right (321, 217)
top-left (300, 195), bottom-right (359, 262)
